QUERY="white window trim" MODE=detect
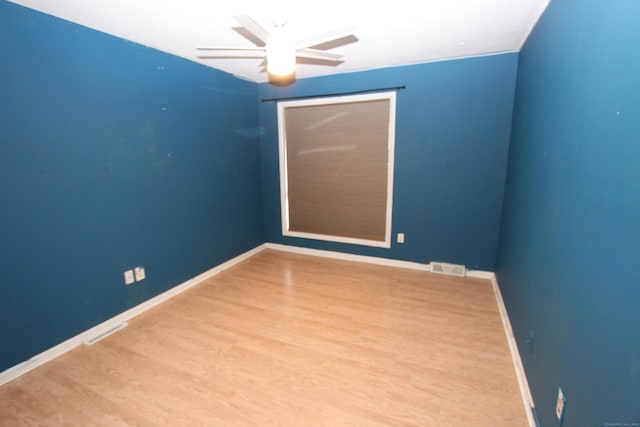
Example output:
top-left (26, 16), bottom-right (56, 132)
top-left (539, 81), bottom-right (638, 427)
top-left (277, 91), bottom-right (396, 248)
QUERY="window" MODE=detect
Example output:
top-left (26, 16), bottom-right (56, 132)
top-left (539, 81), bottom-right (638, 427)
top-left (278, 92), bottom-right (396, 248)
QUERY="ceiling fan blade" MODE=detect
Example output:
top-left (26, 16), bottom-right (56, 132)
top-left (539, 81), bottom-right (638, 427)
top-left (231, 15), bottom-right (271, 45)
top-left (197, 47), bottom-right (266, 51)
top-left (295, 27), bottom-right (357, 50)
top-left (197, 52), bottom-right (267, 59)
top-left (196, 46), bottom-right (266, 58)
top-left (296, 48), bottom-right (343, 61)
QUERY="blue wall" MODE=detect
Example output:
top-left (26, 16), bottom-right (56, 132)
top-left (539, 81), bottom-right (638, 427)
top-left (259, 54), bottom-right (518, 270)
top-left (0, 2), bottom-right (264, 372)
top-left (496, 1), bottom-right (640, 425)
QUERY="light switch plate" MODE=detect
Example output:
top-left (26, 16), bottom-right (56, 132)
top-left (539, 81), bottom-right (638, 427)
top-left (124, 270), bottom-right (135, 285)
top-left (134, 266), bottom-right (146, 281)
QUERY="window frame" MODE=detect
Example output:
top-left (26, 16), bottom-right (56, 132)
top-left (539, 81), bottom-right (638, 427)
top-left (277, 91), bottom-right (396, 248)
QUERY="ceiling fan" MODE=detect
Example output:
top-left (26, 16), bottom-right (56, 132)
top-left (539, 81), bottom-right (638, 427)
top-left (197, 16), bottom-right (357, 79)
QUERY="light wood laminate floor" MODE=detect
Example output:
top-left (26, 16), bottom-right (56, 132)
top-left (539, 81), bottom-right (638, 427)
top-left (0, 249), bottom-right (528, 426)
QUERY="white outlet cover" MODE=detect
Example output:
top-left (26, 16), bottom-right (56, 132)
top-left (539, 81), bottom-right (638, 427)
top-left (556, 387), bottom-right (566, 423)
top-left (134, 267), bottom-right (146, 281)
top-left (397, 233), bottom-right (405, 244)
top-left (124, 270), bottom-right (135, 285)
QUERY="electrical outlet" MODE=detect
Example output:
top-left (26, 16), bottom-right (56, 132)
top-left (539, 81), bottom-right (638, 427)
top-left (124, 270), bottom-right (135, 285)
top-left (397, 233), bottom-right (405, 243)
top-left (134, 266), bottom-right (146, 281)
top-left (556, 387), bottom-right (566, 424)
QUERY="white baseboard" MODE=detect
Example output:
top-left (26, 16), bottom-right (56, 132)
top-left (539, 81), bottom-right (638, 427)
top-left (0, 244), bottom-right (267, 386)
top-left (465, 270), bottom-right (495, 280)
top-left (490, 274), bottom-right (537, 427)
top-left (266, 243), bottom-right (496, 279)
top-left (265, 243), bottom-right (435, 271)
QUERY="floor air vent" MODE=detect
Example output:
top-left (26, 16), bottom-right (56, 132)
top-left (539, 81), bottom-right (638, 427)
top-left (431, 262), bottom-right (466, 277)
top-left (83, 322), bottom-right (128, 346)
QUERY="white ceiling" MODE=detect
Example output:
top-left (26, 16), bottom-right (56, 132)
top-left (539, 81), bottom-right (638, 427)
top-left (9, 0), bottom-right (550, 83)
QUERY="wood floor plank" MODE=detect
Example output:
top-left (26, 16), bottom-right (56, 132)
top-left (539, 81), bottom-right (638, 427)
top-left (0, 249), bottom-right (528, 426)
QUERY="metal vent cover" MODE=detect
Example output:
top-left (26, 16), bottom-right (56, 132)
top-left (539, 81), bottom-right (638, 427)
top-left (431, 262), bottom-right (466, 277)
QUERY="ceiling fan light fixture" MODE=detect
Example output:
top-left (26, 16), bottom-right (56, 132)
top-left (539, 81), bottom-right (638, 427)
top-left (266, 31), bottom-right (296, 77)
top-left (197, 16), bottom-right (354, 82)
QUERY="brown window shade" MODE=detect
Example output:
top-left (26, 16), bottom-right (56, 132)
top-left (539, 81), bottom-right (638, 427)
top-left (279, 93), bottom-right (395, 247)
